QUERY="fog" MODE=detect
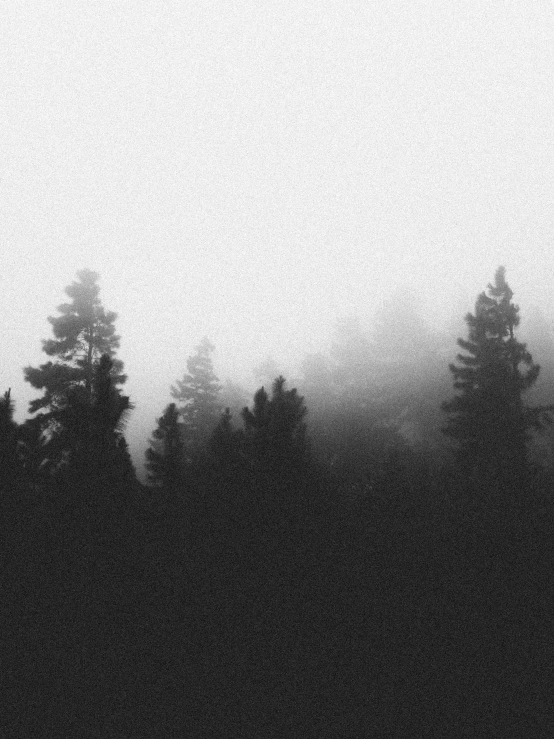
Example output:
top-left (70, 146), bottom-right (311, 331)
top-left (2, 2), bottom-right (554, 478)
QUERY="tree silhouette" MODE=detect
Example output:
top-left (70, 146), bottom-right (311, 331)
top-left (442, 266), bottom-right (553, 485)
top-left (242, 375), bottom-right (309, 473)
top-left (51, 353), bottom-right (134, 484)
top-left (23, 269), bottom-right (127, 475)
top-left (209, 407), bottom-right (242, 469)
top-left (145, 402), bottom-right (186, 490)
top-left (0, 389), bottom-right (20, 488)
top-left (170, 337), bottom-right (222, 464)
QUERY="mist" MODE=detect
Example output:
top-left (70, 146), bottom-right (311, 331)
top-left (5, 5), bottom-right (554, 734)
top-left (2, 2), bottom-right (554, 475)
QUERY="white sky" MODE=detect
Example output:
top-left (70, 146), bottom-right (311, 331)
top-left (2, 1), bottom-right (554, 476)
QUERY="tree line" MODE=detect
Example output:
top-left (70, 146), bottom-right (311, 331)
top-left (2, 265), bottom-right (553, 501)
top-left (3, 266), bottom-right (554, 736)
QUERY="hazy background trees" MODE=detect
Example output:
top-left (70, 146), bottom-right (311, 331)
top-left (11, 263), bottom-right (554, 500)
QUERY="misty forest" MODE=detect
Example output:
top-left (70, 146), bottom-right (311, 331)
top-left (3, 266), bottom-right (554, 737)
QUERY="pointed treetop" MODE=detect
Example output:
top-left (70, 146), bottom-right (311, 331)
top-left (0, 388), bottom-right (15, 428)
top-left (43, 269), bottom-right (120, 362)
top-left (442, 266), bottom-right (553, 481)
top-left (24, 269), bottom-right (126, 420)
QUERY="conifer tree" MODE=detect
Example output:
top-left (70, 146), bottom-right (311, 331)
top-left (242, 375), bottom-right (309, 473)
top-left (170, 337), bottom-right (222, 462)
top-left (442, 266), bottom-right (553, 483)
top-left (23, 269), bottom-right (128, 475)
top-left (145, 403), bottom-right (186, 489)
top-left (219, 380), bottom-right (250, 422)
top-left (50, 353), bottom-right (134, 484)
top-left (209, 406), bottom-right (250, 477)
top-left (0, 389), bottom-right (20, 487)
top-left (17, 416), bottom-right (47, 487)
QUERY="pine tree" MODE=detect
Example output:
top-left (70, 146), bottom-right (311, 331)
top-left (51, 353), bottom-right (135, 484)
top-left (145, 403), bottom-right (186, 490)
top-left (519, 308), bottom-right (554, 472)
top-left (0, 389), bottom-right (20, 488)
top-left (170, 337), bottom-right (222, 463)
top-left (17, 416), bottom-right (47, 487)
top-left (242, 375), bottom-right (309, 473)
top-left (23, 269), bottom-right (127, 475)
top-left (442, 266), bottom-right (553, 484)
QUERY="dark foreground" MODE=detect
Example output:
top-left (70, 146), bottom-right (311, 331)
top-left (2, 474), bottom-right (554, 738)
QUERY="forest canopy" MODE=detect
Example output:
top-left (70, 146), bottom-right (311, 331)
top-left (3, 266), bottom-right (554, 736)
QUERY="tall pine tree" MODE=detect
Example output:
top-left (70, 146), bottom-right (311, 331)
top-left (53, 353), bottom-right (135, 484)
top-left (442, 266), bottom-right (553, 485)
top-left (24, 269), bottom-right (128, 477)
top-left (170, 337), bottom-right (222, 464)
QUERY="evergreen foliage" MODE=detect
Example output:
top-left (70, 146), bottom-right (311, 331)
top-left (209, 407), bottom-right (241, 471)
top-left (241, 375), bottom-right (310, 473)
top-left (5, 265), bottom-right (554, 737)
top-left (23, 269), bottom-right (130, 479)
top-left (145, 402), bottom-right (186, 489)
top-left (208, 376), bottom-right (311, 478)
top-left (17, 416), bottom-right (47, 486)
top-left (25, 269), bottom-right (125, 412)
top-left (0, 389), bottom-right (20, 487)
top-left (442, 266), bottom-right (553, 483)
top-left (43, 353), bottom-right (135, 484)
top-left (170, 337), bottom-right (222, 462)
top-left (219, 379), bottom-right (250, 422)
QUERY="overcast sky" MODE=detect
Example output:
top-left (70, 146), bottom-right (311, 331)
top-left (2, 1), bottom-right (554, 474)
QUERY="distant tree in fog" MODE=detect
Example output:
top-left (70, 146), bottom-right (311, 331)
top-left (219, 379), bottom-right (251, 421)
top-left (23, 269), bottom-right (129, 478)
top-left (442, 266), bottom-right (554, 483)
top-left (145, 403), bottom-right (186, 489)
top-left (171, 337), bottom-right (222, 463)
top-left (253, 356), bottom-right (283, 386)
top-left (300, 353), bottom-right (333, 396)
top-left (330, 316), bottom-right (374, 397)
top-left (371, 286), bottom-right (441, 366)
